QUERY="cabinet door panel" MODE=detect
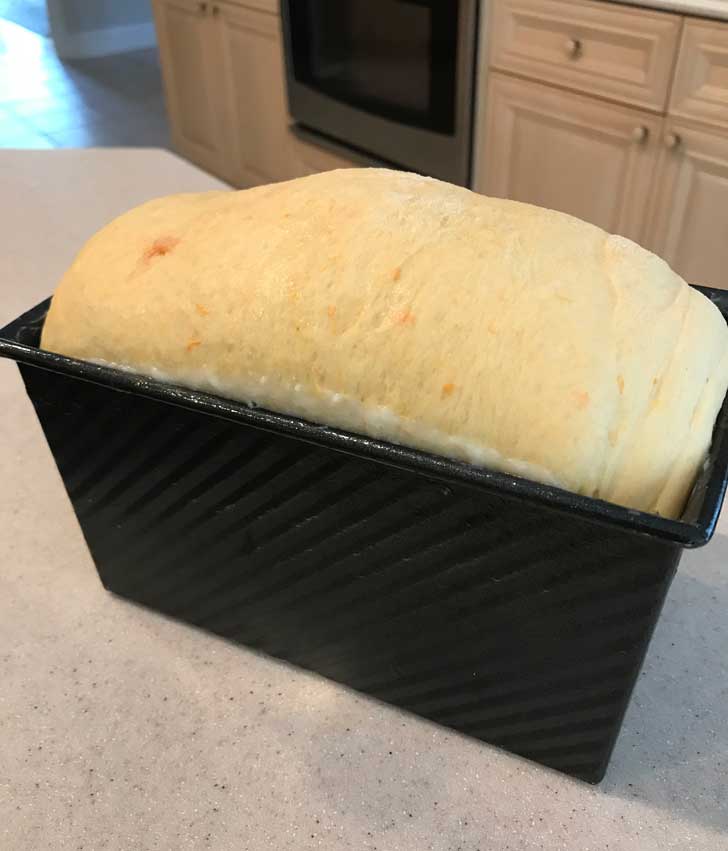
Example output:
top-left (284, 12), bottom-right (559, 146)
top-left (670, 19), bottom-right (728, 131)
top-left (478, 72), bottom-right (661, 243)
top-left (154, 0), bottom-right (230, 180)
top-left (217, 2), bottom-right (296, 186)
top-left (646, 122), bottom-right (728, 289)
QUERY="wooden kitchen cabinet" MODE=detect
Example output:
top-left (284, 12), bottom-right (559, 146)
top-left (153, 0), bottom-right (359, 187)
top-left (479, 71), bottom-right (662, 242)
top-left (645, 121), bottom-right (728, 289)
top-left (153, 0), bottom-right (231, 182)
top-left (216, 0), bottom-right (298, 186)
top-left (670, 19), bottom-right (728, 132)
top-left (480, 0), bottom-right (728, 286)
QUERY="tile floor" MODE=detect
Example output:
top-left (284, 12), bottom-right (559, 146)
top-left (0, 18), bottom-right (170, 149)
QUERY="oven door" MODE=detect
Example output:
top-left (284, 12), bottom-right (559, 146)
top-left (281, 0), bottom-right (478, 186)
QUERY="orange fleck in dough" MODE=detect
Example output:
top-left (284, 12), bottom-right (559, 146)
top-left (144, 236), bottom-right (179, 262)
top-left (392, 267), bottom-right (401, 281)
top-left (441, 383), bottom-right (455, 398)
top-left (486, 321), bottom-right (498, 335)
top-left (617, 375), bottom-right (624, 394)
top-left (195, 303), bottom-right (209, 317)
top-left (327, 305), bottom-right (336, 318)
top-left (395, 309), bottom-right (415, 326)
top-left (574, 390), bottom-right (590, 409)
top-left (186, 339), bottom-right (201, 352)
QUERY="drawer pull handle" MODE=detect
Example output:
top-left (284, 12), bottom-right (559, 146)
top-left (664, 132), bottom-right (681, 150)
top-left (564, 38), bottom-right (581, 58)
top-left (212, 4), bottom-right (220, 14)
top-left (632, 125), bottom-right (648, 144)
top-left (198, 1), bottom-right (207, 12)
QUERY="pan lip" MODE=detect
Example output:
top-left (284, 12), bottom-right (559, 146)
top-left (2, 292), bottom-right (726, 549)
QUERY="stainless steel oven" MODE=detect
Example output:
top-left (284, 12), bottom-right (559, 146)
top-left (281, 0), bottom-right (479, 186)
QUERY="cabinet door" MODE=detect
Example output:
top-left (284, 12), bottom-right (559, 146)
top-left (477, 72), bottom-right (662, 243)
top-left (216, 1), bottom-right (297, 187)
top-left (153, 0), bottom-right (230, 181)
top-left (645, 122), bottom-right (728, 290)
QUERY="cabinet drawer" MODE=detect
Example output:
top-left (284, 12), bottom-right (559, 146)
top-left (489, 0), bottom-right (681, 111)
top-left (670, 19), bottom-right (728, 130)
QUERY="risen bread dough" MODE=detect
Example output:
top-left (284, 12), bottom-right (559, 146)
top-left (41, 168), bottom-right (728, 518)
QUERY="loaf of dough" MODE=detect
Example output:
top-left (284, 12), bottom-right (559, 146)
top-left (41, 168), bottom-right (728, 518)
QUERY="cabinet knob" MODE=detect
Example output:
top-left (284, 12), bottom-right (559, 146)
top-left (664, 132), bottom-right (681, 150)
top-left (564, 38), bottom-right (581, 58)
top-left (632, 125), bottom-right (648, 144)
top-left (212, 3), bottom-right (219, 13)
top-left (198, 1), bottom-right (207, 12)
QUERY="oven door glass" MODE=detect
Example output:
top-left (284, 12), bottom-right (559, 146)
top-left (287, 0), bottom-right (460, 135)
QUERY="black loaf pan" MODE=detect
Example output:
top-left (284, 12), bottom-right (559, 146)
top-left (3, 289), bottom-right (728, 784)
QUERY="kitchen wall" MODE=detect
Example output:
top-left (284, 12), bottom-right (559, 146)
top-left (48, 0), bottom-right (156, 59)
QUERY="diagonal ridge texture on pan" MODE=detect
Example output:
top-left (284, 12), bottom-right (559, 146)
top-left (70, 407), bottom-right (190, 510)
top-left (430, 684), bottom-right (625, 732)
top-left (169, 454), bottom-right (363, 617)
top-left (233, 524), bottom-right (570, 667)
top-left (124, 442), bottom-right (316, 600)
top-left (57, 387), bottom-right (177, 492)
top-left (197, 481), bottom-right (448, 632)
top-left (92, 430), bottom-right (259, 565)
top-left (99, 432), bottom-right (281, 573)
top-left (182, 470), bottom-right (408, 625)
top-left (281, 514), bottom-right (548, 657)
top-left (75, 417), bottom-right (206, 520)
top-left (29, 381), bottom-right (120, 473)
top-left (483, 724), bottom-right (616, 768)
top-left (442, 706), bottom-right (622, 755)
top-left (407, 656), bottom-right (635, 719)
top-left (393, 606), bottom-right (657, 718)
top-left (491, 727), bottom-right (613, 758)
top-left (186, 472), bottom-right (423, 625)
top-left (136, 446), bottom-right (335, 606)
top-left (213, 493), bottom-right (477, 636)
top-left (329, 533), bottom-right (664, 681)
top-left (205, 484), bottom-right (460, 631)
top-left (269, 499), bottom-right (494, 616)
top-left (144, 432), bottom-right (262, 528)
top-left (345, 594), bottom-right (654, 701)
top-left (178, 465), bottom-right (387, 619)
top-left (382, 646), bottom-right (636, 714)
top-left (118, 427), bottom-right (238, 521)
top-left (352, 589), bottom-right (657, 703)
top-left (325, 616), bottom-right (645, 717)
top-left (84, 426), bottom-right (240, 563)
top-left (50, 398), bottom-right (157, 493)
top-left (295, 520), bottom-right (592, 666)
top-left (297, 615), bottom-right (649, 721)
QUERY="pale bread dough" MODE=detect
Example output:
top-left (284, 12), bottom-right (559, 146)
top-left (41, 168), bottom-right (728, 518)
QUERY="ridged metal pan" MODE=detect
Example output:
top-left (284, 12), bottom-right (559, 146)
top-left (2, 287), bottom-right (727, 783)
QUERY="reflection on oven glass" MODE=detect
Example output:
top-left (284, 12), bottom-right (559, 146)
top-left (290, 0), bottom-right (459, 134)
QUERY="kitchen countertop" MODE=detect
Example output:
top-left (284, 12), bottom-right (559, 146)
top-left (618, 0), bottom-right (728, 21)
top-left (1, 148), bottom-right (727, 851)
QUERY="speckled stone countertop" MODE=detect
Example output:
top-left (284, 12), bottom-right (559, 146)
top-left (1, 149), bottom-right (728, 851)
top-left (615, 0), bottom-right (728, 21)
